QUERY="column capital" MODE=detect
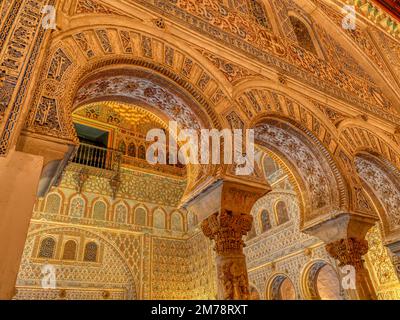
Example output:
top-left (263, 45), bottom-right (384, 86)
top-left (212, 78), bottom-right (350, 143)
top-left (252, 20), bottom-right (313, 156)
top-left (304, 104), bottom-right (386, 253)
top-left (325, 237), bottom-right (376, 299)
top-left (196, 178), bottom-right (270, 300)
top-left (202, 210), bottom-right (252, 255)
top-left (325, 238), bottom-right (369, 270)
top-left (304, 212), bottom-right (377, 299)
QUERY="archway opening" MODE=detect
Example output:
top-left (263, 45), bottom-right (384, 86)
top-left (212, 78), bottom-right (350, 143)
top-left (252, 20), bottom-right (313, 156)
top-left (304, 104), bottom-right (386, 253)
top-left (72, 101), bottom-right (187, 179)
top-left (302, 261), bottom-right (343, 300)
top-left (254, 117), bottom-right (346, 227)
top-left (268, 274), bottom-right (296, 300)
top-left (316, 264), bottom-right (342, 300)
top-left (249, 285), bottom-right (261, 300)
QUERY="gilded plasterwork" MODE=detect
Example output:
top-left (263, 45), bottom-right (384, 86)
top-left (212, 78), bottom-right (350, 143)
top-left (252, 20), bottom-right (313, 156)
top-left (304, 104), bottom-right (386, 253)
top-left (2, 0), bottom-right (400, 301)
top-left (366, 224), bottom-right (400, 300)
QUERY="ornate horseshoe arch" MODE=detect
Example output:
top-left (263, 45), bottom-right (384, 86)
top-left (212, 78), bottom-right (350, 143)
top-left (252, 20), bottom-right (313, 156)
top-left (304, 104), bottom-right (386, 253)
top-left (338, 120), bottom-right (400, 240)
top-left (300, 259), bottom-right (343, 300)
top-left (266, 272), bottom-right (297, 300)
top-left (253, 114), bottom-right (349, 229)
top-left (21, 23), bottom-right (240, 200)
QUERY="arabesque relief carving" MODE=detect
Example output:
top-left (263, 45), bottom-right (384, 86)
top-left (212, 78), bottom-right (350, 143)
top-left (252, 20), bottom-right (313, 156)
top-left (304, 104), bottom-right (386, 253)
top-left (1, 0), bottom-right (400, 301)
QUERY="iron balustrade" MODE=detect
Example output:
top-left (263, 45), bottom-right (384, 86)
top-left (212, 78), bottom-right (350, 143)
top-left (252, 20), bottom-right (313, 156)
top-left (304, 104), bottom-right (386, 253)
top-left (71, 143), bottom-right (186, 177)
top-left (72, 143), bottom-right (122, 171)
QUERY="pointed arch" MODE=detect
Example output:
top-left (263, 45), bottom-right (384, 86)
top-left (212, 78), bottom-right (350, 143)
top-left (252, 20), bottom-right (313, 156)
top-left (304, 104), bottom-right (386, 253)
top-left (287, 13), bottom-right (321, 57)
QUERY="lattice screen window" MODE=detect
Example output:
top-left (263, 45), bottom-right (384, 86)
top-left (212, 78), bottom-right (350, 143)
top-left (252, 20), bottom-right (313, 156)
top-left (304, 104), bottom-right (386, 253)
top-left (69, 197), bottom-right (85, 217)
top-left (134, 207), bottom-right (147, 226)
top-left (138, 145), bottom-right (146, 159)
top-left (62, 240), bottom-right (77, 260)
top-left (115, 204), bottom-right (127, 223)
top-left (249, 0), bottom-right (271, 29)
top-left (260, 209), bottom-right (272, 232)
top-left (289, 16), bottom-right (317, 55)
top-left (38, 237), bottom-right (56, 259)
top-left (275, 201), bottom-right (290, 225)
top-left (171, 212), bottom-right (183, 231)
top-left (93, 201), bottom-right (106, 220)
top-left (119, 140), bottom-right (127, 154)
top-left (128, 143), bottom-right (136, 157)
top-left (44, 193), bottom-right (61, 214)
top-left (83, 242), bottom-right (98, 262)
top-left (153, 209), bottom-right (166, 229)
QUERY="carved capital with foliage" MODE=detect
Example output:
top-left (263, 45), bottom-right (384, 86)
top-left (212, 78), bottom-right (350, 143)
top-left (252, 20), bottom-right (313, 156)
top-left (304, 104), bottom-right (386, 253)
top-left (326, 238), bottom-right (369, 270)
top-left (202, 210), bottom-right (252, 255)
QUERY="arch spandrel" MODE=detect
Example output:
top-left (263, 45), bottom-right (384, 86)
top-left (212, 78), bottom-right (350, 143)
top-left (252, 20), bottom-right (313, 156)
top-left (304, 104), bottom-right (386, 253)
top-left (337, 120), bottom-right (400, 170)
top-left (233, 83), bottom-right (341, 149)
top-left (21, 23), bottom-right (243, 202)
top-left (23, 20), bottom-right (238, 141)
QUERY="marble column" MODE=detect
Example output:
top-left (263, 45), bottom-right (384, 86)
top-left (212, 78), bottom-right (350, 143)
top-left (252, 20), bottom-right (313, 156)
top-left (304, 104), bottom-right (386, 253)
top-left (197, 179), bottom-right (270, 300)
top-left (202, 210), bottom-right (253, 300)
top-left (326, 237), bottom-right (376, 300)
top-left (304, 213), bottom-right (377, 300)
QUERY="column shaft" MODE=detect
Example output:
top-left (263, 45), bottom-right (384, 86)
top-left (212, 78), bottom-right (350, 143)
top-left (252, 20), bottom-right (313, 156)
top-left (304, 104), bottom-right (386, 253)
top-left (202, 210), bottom-right (253, 300)
top-left (326, 238), bottom-right (377, 300)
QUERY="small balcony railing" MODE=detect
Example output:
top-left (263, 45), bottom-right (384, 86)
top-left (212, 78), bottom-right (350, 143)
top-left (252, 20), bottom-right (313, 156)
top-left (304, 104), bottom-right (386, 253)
top-left (71, 143), bottom-right (186, 177)
top-left (72, 143), bottom-right (122, 172)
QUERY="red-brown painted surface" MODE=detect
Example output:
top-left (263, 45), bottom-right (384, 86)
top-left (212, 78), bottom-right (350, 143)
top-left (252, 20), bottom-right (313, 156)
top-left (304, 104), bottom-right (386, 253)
top-left (374, 0), bottom-right (400, 20)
